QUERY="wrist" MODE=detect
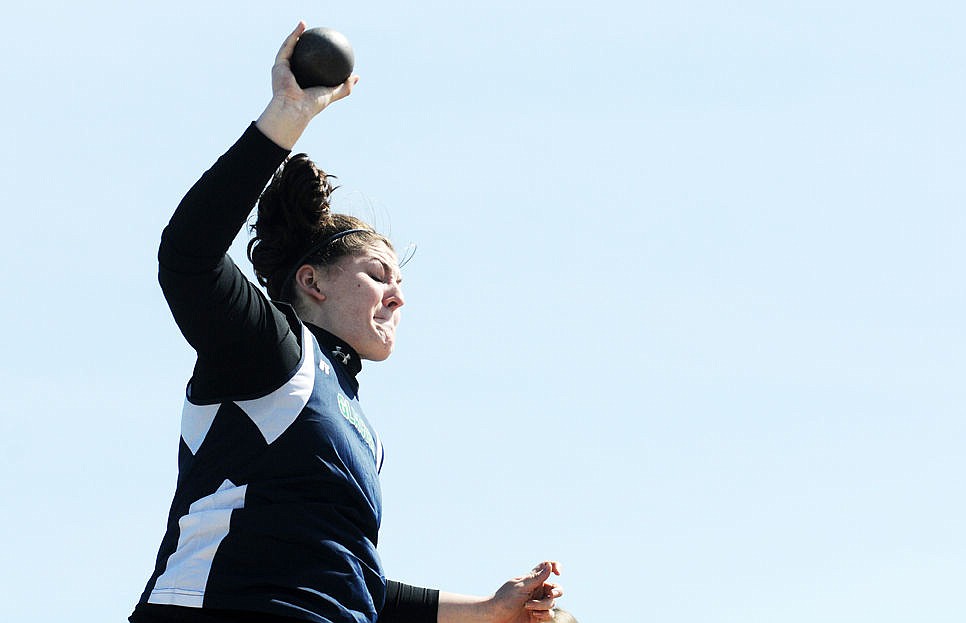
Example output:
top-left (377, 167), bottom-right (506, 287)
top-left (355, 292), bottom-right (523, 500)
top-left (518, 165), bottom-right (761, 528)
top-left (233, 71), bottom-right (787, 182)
top-left (438, 592), bottom-right (495, 623)
top-left (255, 95), bottom-right (316, 149)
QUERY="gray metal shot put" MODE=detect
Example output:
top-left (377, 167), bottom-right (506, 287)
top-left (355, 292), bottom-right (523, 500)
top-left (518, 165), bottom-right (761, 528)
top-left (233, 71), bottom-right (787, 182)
top-left (290, 27), bottom-right (355, 88)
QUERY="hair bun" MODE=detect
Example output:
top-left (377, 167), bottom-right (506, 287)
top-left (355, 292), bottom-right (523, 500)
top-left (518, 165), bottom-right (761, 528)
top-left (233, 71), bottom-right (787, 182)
top-left (248, 154), bottom-right (337, 293)
top-left (265, 153), bottom-right (337, 242)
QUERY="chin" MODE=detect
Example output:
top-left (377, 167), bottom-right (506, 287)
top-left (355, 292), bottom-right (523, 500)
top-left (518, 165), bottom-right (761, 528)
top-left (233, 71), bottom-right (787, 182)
top-left (362, 343), bottom-right (394, 362)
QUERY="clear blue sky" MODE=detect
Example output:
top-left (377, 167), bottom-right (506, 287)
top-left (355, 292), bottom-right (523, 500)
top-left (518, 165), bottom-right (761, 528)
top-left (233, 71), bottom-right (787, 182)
top-left (2, 1), bottom-right (964, 621)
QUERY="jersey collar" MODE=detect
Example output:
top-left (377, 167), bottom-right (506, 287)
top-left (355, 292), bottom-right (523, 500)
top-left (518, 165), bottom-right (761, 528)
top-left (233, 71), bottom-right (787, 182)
top-left (305, 323), bottom-right (363, 378)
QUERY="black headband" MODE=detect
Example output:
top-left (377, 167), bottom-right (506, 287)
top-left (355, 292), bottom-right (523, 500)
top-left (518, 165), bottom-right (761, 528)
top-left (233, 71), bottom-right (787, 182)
top-left (279, 228), bottom-right (373, 301)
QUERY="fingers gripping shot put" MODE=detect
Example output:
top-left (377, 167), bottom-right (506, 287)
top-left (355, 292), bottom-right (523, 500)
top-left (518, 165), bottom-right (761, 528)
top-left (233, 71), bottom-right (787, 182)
top-left (129, 21), bottom-right (564, 623)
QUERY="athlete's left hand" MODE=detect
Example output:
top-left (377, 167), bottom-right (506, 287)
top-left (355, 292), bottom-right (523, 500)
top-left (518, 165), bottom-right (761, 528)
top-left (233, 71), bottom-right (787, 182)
top-left (438, 561), bottom-right (563, 623)
top-left (487, 561), bottom-right (563, 623)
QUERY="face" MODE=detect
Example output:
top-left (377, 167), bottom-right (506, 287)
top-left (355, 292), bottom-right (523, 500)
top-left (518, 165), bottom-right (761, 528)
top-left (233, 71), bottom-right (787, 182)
top-left (307, 242), bottom-right (405, 361)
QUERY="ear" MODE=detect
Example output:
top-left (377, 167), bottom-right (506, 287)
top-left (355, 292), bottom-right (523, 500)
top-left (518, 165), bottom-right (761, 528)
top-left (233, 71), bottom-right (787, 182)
top-left (293, 265), bottom-right (327, 302)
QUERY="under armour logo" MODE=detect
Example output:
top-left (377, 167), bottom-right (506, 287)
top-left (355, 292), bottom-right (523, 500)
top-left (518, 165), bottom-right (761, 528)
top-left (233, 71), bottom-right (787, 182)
top-left (331, 346), bottom-right (351, 365)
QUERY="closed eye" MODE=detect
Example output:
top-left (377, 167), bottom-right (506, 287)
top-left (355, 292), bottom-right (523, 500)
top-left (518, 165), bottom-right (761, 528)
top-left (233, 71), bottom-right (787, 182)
top-left (367, 259), bottom-right (401, 284)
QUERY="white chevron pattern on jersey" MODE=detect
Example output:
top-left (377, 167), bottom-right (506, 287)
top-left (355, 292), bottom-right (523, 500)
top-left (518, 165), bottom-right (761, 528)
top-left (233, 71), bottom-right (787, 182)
top-left (179, 323), bottom-right (317, 454)
top-left (235, 323), bottom-right (316, 445)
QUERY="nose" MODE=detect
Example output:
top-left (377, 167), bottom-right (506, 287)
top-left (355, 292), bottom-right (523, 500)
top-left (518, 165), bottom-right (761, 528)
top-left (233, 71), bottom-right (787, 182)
top-left (384, 282), bottom-right (405, 311)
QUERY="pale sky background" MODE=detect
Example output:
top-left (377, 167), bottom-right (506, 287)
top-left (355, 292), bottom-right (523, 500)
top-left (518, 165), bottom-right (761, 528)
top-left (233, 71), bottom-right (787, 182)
top-left (2, 1), bottom-right (964, 622)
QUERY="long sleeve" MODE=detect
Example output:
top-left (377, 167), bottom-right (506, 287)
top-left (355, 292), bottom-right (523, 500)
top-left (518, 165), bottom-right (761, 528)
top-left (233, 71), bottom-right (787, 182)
top-left (380, 581), bottom-right (440, 623)
top-left (158, 123), bottom-right (300, 400)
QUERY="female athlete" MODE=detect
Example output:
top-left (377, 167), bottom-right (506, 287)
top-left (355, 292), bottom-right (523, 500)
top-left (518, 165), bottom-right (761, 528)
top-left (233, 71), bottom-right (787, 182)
top-left (129, 21), bottom-right (563, 623)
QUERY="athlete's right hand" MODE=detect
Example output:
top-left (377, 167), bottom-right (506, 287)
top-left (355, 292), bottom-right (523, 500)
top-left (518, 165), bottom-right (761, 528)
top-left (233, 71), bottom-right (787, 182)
top-left (256, 21), bottom-right (359, 150)
top-left (270, 21), bottom-right (358, 114)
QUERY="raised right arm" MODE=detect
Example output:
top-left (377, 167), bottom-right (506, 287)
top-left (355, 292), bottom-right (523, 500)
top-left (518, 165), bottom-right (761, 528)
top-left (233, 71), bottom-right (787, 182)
top-left (158, 123), bottom-right (297, 400)
top-left (158, 22), bottom-right (358, 401)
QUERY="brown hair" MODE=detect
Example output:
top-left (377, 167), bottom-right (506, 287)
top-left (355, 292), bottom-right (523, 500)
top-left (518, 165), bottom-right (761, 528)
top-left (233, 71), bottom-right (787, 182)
top-left (247, 153), bottom-right (391, 302)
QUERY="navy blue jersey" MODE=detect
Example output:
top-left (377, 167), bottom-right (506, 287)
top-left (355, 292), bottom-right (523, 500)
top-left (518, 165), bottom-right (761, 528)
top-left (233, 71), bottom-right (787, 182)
top-left (133, 124), bottom-right (437, 623)
top-left (138, 320), bottom-right (385, 623)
